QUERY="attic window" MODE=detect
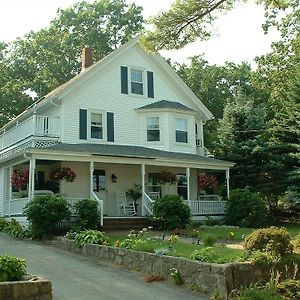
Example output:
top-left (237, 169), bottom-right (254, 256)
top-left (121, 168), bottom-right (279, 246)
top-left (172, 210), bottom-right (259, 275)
top-left (130, 68), bottom-right (144, 95)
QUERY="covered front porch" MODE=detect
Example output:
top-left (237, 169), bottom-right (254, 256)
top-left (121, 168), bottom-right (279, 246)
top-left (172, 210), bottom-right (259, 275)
top-left (1, 144), bottom-right (233, 224)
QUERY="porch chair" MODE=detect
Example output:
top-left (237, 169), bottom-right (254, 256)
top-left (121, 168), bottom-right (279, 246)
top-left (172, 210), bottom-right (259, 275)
top-left (148, 191), bottom-right (160, 200)
top-left (116, 192), bottom-right (136, 216)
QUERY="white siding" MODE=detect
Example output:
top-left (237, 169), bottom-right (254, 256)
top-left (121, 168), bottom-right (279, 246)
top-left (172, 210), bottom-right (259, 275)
top-left (0, 167), bottom-right (3, 216)
top-left (60, 43), bottom-right (204, 154)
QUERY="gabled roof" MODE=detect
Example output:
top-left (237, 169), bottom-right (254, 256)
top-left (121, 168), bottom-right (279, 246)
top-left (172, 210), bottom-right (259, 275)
top-left (137, 100), bottom-right (195, 112)
top-left (1, 36), bottom-right (213, 131)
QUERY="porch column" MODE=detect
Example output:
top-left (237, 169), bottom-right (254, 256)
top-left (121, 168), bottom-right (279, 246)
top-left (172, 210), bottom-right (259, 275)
top-left (89, 161), bottom-right (94, 198)
top-left (141, 164), bottom-right (146, 216)
top-left (226, 169), bottom-right (230, 199)
top-left (8, 167), bottom-right (13, 217)
top-left (28, 158), bottom-right (36, 202)
top-left (186, 167), bottom-right (191, 204)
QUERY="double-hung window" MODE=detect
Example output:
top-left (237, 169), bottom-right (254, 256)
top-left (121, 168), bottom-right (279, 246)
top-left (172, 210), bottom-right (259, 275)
top-left (175, 118), bottom-right (188, 143)
top-left (147, 117), bottom-right (160, 142)
top-left (130, 68), bottom-right (144, 95)
top-left (91, 113), bottom-right (103, 139)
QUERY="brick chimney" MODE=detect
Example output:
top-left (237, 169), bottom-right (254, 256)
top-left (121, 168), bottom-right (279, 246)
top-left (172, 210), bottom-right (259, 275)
top-left (82, 46), bottom-right (93, 70)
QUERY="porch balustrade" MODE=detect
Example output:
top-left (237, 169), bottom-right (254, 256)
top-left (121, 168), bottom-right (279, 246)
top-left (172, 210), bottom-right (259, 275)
top-left (184, 200), bottom-right (227, 216)
top-left (142, 192), bottom-right (154, 216)
top-left (0, 115), bottom-right (59, 151)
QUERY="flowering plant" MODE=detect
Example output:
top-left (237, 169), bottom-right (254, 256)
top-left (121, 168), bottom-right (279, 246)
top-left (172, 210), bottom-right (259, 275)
top-left (11, 170), bottom-right (29, 190)
top-left (198, 174), bottom-right (217, 191)
top-left (156, 172), bottom-right (177, 185)
top-left (49, 166), bottom-right (76, 182)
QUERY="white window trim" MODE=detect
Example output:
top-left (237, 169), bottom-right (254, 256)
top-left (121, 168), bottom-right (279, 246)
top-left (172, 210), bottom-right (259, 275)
top-left (129, 67), bottom-right (146, 97)
top-left (146, 116), bottom-right (160, 142)
top-left (175, 117), bottom-right (188, 144)
top-left (88, 110), bottom-right (106, 141)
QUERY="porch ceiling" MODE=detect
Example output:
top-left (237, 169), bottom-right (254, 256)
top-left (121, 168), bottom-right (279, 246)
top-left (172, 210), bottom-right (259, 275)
top-left (27, 143), bottom-right (234, 169)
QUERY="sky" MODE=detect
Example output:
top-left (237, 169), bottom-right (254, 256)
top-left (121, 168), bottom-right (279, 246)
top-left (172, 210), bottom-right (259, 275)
top-left (0, 0), bottom-right (281, 67)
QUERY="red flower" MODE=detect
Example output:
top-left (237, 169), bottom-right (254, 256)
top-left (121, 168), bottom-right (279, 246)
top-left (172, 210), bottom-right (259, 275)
top-left (11, 170), bottom-right (29, 190)
top-left (49, 167), bottom-right (76, 182)
top-left (198, 174), bottom-right (217, 190)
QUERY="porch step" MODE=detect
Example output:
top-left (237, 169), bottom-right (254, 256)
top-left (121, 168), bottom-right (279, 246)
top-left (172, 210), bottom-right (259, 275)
top-left (102, 217), bottom-right (153, 231)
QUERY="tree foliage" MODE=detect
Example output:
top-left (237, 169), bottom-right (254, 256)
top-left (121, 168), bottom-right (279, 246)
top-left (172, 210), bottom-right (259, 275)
top-left (142, 0), bottom-right (290, 51)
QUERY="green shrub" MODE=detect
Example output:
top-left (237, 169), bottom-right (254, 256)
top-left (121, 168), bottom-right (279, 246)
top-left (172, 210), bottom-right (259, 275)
top-left (75, 230), bottom-right (109, 247)
top-left (24, 195), bottom-right (70, 239)
top-left (202, 234), bottom-right (217, 246)
top-left (131, 239), bottom-right (155, 253)
top-left (119, 238), bottom-right (136, 249)
top-left (276, 279), bottom-right (300, 300)
top-left (4, 219), bottom-right (26, 239)
top-left (0, 255), bottom-right (26, 282)
top-left (74, 199), bottom-right (100, 230)
top-left (0, 218), bottom-right (8, 231)
top-left (243, 226), bottom-right (293, 256)
top-left (225, 188), bottom-right (268, 227)
top-left (230, 284), bottom-right (282, 300)
top-left (243, 250), bottom-right (281, 267)
top-left (152, 195), bottom-right (191, 230)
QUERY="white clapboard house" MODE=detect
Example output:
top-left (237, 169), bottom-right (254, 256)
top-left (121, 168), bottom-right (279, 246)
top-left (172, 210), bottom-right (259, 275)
top-left (0, 37), bottom-right (234, 226)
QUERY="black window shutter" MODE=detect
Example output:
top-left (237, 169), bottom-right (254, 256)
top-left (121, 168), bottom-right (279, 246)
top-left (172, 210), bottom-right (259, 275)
top-left (107, 112), bottom-right (114, 142)
top-left (121, 66), bottom-right (128, 94)
top-left (147, 71), bottom-right (154, 98)
top-left (79, 109), bottom-right (87, 140)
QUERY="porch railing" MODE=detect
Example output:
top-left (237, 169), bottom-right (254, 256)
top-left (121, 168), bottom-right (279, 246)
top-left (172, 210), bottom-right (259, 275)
top-left (0, 115), bottom-right (59, 151)
top-left (91, 191), bottom-right (103, 227)
top-left (142, 192), bottom-right (154, 215)
top-left (184, 200), bottom-right (227, 216)
top-left (4, 196), bottom-right (104, 227)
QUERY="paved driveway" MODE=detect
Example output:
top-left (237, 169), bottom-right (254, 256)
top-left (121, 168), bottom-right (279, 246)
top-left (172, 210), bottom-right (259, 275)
top-left (0, 233), bottom-right (209, 300)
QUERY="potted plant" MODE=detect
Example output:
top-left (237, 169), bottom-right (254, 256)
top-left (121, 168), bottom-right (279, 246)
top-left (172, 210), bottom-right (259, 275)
top-left (11, 170), bottom-right (29, 191)
top-left (197, 174), bottom-right (217, 195)
top-left (126, 184), bottom-right (142, 204)
top-left (49, 166), bottom-right (76, 182)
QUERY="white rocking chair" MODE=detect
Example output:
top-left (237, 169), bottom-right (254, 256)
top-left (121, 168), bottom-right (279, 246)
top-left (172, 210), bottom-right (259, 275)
top-left (148, 191), bottom-right (160, 200)
top-left (116, 192), bottom-right (136, 216)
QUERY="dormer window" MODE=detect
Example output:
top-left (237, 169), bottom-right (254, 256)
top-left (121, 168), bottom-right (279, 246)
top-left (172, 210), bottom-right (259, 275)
top-left (175, 118), bottom-right (188, 143)
top-left (130, 68), bottom-right (144, 95)
top-left (91, 112), bottom-right (103, 139)
top-left (147, 117), bottom-right (160, 141)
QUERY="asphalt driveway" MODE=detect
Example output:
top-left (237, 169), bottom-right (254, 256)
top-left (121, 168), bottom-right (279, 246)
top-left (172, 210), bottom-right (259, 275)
top-left (0, 233), bottom-right (209, 300)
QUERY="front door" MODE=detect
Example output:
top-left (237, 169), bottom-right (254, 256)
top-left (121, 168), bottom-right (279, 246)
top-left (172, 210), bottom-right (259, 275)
top-left (93, 170), bottom-right (108, 215)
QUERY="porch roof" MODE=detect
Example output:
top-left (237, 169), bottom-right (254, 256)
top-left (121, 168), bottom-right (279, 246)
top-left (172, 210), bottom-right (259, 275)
top-left (40, 143), bottom-right (234, 167)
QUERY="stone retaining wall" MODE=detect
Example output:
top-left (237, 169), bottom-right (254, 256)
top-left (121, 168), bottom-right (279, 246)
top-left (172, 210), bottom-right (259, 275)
top-left (51, 237), bottom-right (296, 298)
top-left (0, 276), bottom-right (52, 300)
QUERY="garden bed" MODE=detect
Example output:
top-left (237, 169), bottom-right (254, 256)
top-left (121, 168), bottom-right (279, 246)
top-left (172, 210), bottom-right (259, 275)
top-left (0, 274), bottom-right (52, 300)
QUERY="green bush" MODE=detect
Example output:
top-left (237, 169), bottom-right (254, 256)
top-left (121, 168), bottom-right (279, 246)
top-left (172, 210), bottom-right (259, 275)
top-left (74, 199), bottom-right (100, 230)
top-left (230, 284), bottom-right (282, 300)
top-left (225, 188), bottom-right (268, 227)
top-left (4, 219), bottom-right (27, 239)
top-left (0, 218), bottom-right (8, 231)
top-left (131, 239), bottom-right (155, 253)
top-left (243, 226), bottom-right (293, 256)
top-left (152, 195), bottom-right (191, 230)
top-left (242, 250), bottom-right (281, 267)
top-left (24, 195), bottom-right (70, 239)
top-left (202, 234), bottom-right (217, 246)
top-left (75, 230), bottom-right (109, 247)
top-left (0, 255), bottom-right (26, 282)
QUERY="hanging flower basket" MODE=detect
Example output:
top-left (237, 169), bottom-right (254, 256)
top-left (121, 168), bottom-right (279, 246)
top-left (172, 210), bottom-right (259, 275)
top-left (49, 166), bottom-right (76, 183)
top-left (11, 170), bottom-right (29, 190)
top-left (156, 172), bottom-right (177, 185)
top-left (198, 174), bottom-right (217, 192)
